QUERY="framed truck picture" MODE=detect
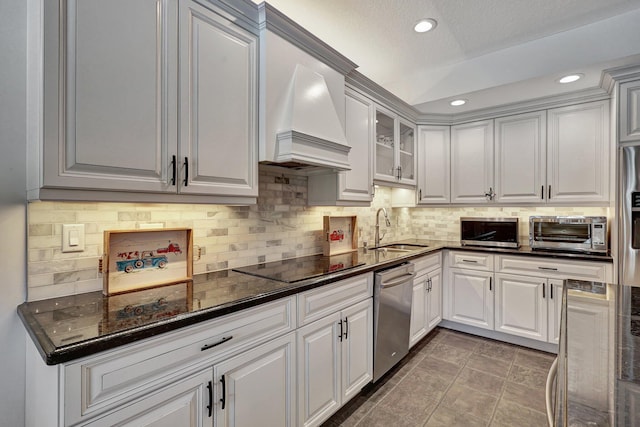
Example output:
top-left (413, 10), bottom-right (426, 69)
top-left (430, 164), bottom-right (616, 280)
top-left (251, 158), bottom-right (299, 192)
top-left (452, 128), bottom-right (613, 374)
top-left (103, 228), bottom-right (193, 295)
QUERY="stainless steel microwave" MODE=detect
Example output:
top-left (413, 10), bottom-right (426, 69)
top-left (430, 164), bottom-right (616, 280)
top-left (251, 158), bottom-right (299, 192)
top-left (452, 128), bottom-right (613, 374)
top-left (529, 216), bottom-right (608, 253)
top-left (460, 217), bottom-right (519, 248)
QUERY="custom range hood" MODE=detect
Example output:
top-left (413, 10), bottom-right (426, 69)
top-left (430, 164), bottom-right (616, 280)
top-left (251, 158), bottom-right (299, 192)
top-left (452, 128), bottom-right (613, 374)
top-left (270, 65), bottom-right (351, 170)
top-left (259, 4), bottom-right (358, 171)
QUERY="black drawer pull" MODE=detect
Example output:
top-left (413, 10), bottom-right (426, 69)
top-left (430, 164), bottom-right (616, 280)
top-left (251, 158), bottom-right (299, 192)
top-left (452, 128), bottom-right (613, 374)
top-left (537, 266), bottom-right (558, 271)
top-left (220, 374), bottom-right (226, 410)
top-left (201, 336), bottom-right (233, 351)
top-left (183, 156), bottom-right (189, 186)
top-left (542, 283), bottom-right (546, 299)
top-left (206, 381), bottom-right (213, 417)
top-left (550, 285), bottom-right (554, 299)
top-left (462, 259), bottom-right (478, 263)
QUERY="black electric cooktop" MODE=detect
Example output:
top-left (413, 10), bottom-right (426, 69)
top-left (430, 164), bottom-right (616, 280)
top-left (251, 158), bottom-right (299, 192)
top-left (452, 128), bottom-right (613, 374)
top-left (232, 253), bottom-right (365, 283)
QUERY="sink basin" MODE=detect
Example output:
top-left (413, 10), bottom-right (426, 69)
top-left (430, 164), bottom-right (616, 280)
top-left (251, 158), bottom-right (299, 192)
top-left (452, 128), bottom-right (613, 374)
top-left (371, 243), bottom-right (429, 253)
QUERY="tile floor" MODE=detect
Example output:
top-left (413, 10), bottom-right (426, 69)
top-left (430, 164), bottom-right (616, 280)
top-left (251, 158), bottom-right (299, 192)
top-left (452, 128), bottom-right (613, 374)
top-left (322, 327), bottom-right (555, 427)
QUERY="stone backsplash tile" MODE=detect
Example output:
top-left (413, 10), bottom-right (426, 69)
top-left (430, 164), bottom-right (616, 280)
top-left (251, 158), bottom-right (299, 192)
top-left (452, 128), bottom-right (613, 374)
top-left (26, 166), bottom-right (608, 301)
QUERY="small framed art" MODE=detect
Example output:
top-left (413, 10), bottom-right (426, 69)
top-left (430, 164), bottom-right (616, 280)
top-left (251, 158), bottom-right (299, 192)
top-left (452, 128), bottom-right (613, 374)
top-left (103, 228), bottom-right (193, 295)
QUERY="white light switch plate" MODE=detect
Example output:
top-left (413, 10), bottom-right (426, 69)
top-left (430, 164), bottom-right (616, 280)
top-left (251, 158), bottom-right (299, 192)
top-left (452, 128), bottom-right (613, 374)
top-left (62, 224), bottom-right (85, 253)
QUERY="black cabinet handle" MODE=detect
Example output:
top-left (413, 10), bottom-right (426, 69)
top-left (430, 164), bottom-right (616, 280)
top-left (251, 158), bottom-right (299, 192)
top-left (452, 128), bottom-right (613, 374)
top-left (201, 336), bottom-right (233, 351)
top-left (550, 285), bottom-right (554, 299)
top-left (206, 381), bottom-right (213, 417)
top-left (171, 155), bottom-right (177, 186)
top-left (542, 283), bottom-right (546, 299)
top-left (548, 185), bottom-right (551, 199)
top-left (489, 277), bottom-right (492, 291)
top-left (344, 317), bottom-right (349, 340)
top-left (462, 259), bottom-right (478, 263)
top-left (541, 185), bottom-right (544, 200)
top-left (429, 277), bottom-right (433, 292)
top-left (419, 189), bottom-right (422, 200)
top-left (338, 319), bottom-right (343, 342)
top-left (538, 266), bottom-right (558, 271)
top-left (183, 157), bottom-right (189, 186)
top-left (220, 374), bottom-right (226, 410)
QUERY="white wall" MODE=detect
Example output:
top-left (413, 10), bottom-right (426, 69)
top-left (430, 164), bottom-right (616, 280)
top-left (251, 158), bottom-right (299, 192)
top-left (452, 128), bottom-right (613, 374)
top-left (0, 0), bottom-right (28, 425)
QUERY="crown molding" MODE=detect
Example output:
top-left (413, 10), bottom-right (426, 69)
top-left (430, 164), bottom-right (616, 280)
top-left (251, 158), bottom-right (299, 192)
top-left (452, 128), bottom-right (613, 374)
top-left (346, 71), bottom-right (419, 122)
top-left (257, 3), bottom-right (357, 76)
top-left (416, 87), bottom-right (610, 125)
top-left (602, 64), bottom-right (640, 89)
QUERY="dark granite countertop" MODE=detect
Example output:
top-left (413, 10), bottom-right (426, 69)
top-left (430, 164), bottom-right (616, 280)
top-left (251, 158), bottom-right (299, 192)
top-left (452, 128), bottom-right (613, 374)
top-left (18, 240), bottom-right (612, 365)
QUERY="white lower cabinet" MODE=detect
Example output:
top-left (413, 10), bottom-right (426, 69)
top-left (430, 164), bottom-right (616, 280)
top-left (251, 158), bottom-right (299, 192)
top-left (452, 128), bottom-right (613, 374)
top-left (86, 369), bottom-right (213, 427)
top-left (214, 333), bottom-right (296, 427)
top-left (447, 268), bottom-right (494, 330)
top-left (494, 273), bottom-right (548, 342)
top-left (409, 268), bottom-right (442, 348)
top-left (297, 298), bottom-right (373, 427)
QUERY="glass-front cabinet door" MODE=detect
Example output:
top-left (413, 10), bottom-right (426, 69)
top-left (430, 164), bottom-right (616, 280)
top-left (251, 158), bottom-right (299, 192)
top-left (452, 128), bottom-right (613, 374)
top-left (374, 106), bottom-right (416, 186)
top-left (375, 110), bottom-right (396, 181)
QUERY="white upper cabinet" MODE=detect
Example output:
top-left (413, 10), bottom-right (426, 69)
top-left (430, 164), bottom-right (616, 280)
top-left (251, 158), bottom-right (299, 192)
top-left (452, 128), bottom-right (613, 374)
top-left (374, 106), bottom-right (417, 186)
top-left (416, 125), bottom-right (450, 204)
top-left (494, 111), bottom-right (546, 203)
top-left (547, 100), bottom-right (610, 204)
top-left (178, 0), bottom-right (258, 197)
top-left (450, 120), bottom-right (494, 203)
top-left (307, 88), bottom-right (373, 206)
top-left (620, 80), bottom-right (640, 142)
top-left (36, 0), bottom-right (258, 202)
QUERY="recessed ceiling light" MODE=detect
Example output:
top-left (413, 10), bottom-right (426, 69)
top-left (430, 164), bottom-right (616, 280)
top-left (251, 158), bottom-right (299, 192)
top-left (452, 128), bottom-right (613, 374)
top-left (450, 99), bottom-right (467, 107)
top-left (558, 74), bottom-right (583, 84)
top-left (414, 19), bottom-right (437, 33)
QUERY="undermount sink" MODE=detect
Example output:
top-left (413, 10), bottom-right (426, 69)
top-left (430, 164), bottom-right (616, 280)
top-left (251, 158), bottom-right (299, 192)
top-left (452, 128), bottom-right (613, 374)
top-left (372, 243), bottom-right (429, 252)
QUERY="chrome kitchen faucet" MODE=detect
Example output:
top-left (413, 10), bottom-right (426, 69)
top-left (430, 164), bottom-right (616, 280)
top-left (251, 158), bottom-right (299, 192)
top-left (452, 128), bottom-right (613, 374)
top-left (375, 208), bottom-right (391, 247)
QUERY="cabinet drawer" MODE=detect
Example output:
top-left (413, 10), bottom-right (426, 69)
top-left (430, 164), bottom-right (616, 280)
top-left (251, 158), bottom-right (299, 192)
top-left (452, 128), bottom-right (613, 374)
top-left (448, 250), bottom-right (494, 271)
top-left (495, 255), bottom-right (610, 281)
top-left (298, 273), bottom-right (373, 326)
top-left (64, 296), bottom-right (296, 426)
top-left (413, 252), bottom-right (442, 275)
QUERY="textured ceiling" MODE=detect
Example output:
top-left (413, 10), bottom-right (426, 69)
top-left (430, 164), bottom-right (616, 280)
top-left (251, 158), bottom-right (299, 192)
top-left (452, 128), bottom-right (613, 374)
top-left (255, 0), bottom-right (640, 114)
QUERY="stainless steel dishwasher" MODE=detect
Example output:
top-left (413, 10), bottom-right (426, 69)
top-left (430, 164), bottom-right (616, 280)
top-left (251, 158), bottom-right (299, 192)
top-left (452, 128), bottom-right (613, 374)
top-left (373, 262), bottom-right (415, 382)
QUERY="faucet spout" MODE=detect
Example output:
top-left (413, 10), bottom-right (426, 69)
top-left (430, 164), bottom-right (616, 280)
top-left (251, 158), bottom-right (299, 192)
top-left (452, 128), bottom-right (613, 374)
top-left (375, 208), bottom-right (391, 247)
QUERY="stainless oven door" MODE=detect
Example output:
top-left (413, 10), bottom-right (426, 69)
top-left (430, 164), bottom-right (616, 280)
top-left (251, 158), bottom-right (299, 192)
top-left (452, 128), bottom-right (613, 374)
top-left (530, 221), bottom-right (592, 251)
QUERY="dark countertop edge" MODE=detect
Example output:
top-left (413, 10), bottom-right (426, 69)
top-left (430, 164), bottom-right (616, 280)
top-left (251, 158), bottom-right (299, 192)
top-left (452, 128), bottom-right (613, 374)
top-left (19, 241), bottom-right (613, 365)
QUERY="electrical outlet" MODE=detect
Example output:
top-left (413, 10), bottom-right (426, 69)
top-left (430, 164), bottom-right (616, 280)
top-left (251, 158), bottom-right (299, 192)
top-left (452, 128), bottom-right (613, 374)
top-left (62, 224), bottom-right (85, 253)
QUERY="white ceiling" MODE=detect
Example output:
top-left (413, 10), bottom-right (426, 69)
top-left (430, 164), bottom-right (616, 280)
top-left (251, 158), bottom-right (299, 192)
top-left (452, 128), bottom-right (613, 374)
top-left (254, 0), bottom-right (640, 114)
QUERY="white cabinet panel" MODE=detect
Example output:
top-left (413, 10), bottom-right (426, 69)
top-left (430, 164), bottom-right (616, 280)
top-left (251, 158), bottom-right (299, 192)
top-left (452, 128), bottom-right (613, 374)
top-left (547, 100), bottom-right (609, 204)
top-left (494, 273), bottom-right (547, 342)
top-left (447, 268), bottom-right (494, 330)
top-left (548, 279), bottom-right (563, 345)
top-left (297, 313), bottom-right (341, 427)
top-left (427, 269), bottom-right (442, 331)
top-left (409, 274), bottom-right (428, 347)
top-left (417, 125), bottom-right (450, 204)
top-left (43, 0), bottom-right (177, 193)
top-left (214, 334), bottom-right (295, 427)
top-left (494, 111), bottom-right (546, 203)
top-left (620, 80), bottom-right (640, 142)
top-left (178, 0), bottom-right (257, 197)
top-left (341, 299), bottom-right (373, 402)
top-left (451, 120), bottom-right (494, 203)
top-left (308, 88), bottom-right (373, 205)
top-left (86, 369), bottom-right (212, 427)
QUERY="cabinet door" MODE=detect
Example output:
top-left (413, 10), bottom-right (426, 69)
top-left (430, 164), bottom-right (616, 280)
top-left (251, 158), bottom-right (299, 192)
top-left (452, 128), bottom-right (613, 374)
top-left (339, 89), bottom-right (373, 202)
top-left (409, 275), bottom-right (428, 348)
top-left (214, 333), bottom-right (295, 427)
top-left (297, 312), bottom-right (342, 427)
top-left (341, 299), bottom-right (373, 403)
top-left (374, 109), bottom-right (397, 182)
top-left (42, 0), bottom-right (177, 193)
top-left (417, 125), bottom-right (450, 204)
top-left (426, 269), bottom-right (442, 331)
top-left (178, 0), bottom-right (258, 197)
top-left (548, 279), bottom-right (564, 345)
top-left (451, 120), bottom-right (494, 203)
top-left (620, 80), bottom-right (640, 142)
top-left (448, 268), bottom-right (494, 330)
top-left (494, 111), bottom-right (546, 203)
top-left (86, 369), bottom-right (212, 427)
top-left (398, 119), bottom-right (417, 185)
top-left (494, 274), bottom-right (547, 342)
top-left (547, 100), bottom-right (609, 204)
